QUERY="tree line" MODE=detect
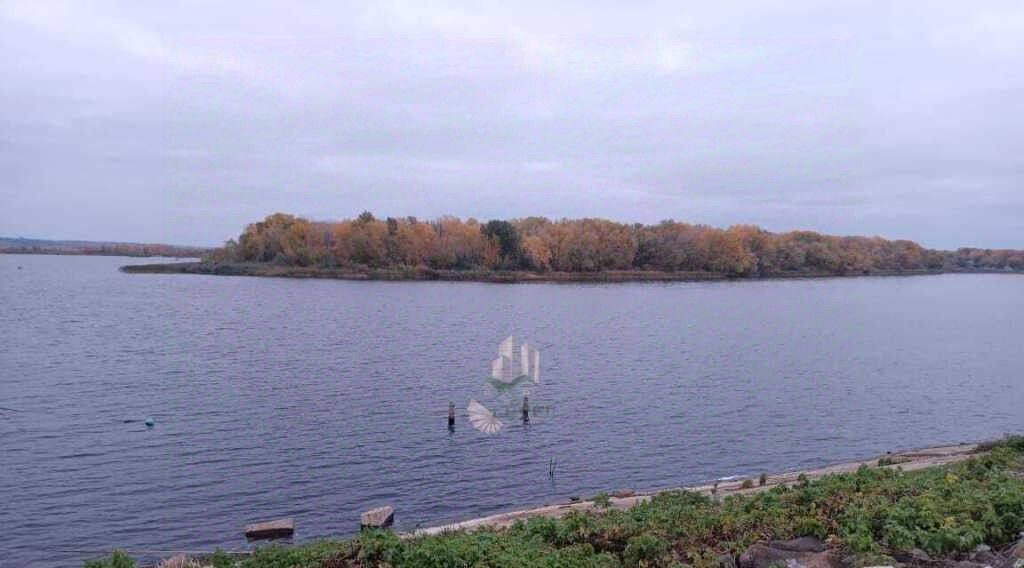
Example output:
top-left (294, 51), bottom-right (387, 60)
top-left (207, 212), bottom-right (1024, 276)
top-left (1, 240), bottom-right (209, 258)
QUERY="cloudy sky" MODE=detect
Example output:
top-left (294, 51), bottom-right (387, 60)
top-left (1, 1), bottom-right (1022, 248)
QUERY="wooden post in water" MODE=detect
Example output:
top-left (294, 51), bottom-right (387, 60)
top-left (448, 401), bottom-right (456, 431)
top-left (522, 395), bottom-right (530, 424)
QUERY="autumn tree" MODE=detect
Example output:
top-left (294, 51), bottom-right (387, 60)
top-left (220, 211), bottom-right (1021, 277)
top-left (236, 212), bottom-right (324, 265)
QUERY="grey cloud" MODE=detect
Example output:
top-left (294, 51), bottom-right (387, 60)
top-left (1, 0), bottom-right (1022, 248)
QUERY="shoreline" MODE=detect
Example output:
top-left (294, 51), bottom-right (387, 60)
top-left (81, 440), bottom-right (1015, 568)
top-left (410, 442), bottom-right (981, 537)
top-left (119, 261), bottom-right (1021, 283)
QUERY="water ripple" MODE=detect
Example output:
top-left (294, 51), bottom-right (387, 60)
top-left (1, 255), bottom-right (1022, 567)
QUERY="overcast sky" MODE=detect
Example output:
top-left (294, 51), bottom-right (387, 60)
top-left (1, 1), bottom-right (1022, 248)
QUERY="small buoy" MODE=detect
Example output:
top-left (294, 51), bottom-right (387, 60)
top-left (144, 417), bottom-right (155, 427)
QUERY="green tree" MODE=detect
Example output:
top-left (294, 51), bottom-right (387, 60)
top-left (481, 220), bottom-right (523, 269)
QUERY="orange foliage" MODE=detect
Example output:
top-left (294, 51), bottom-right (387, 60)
top-left (221, 212), bottom-right (1023, 276)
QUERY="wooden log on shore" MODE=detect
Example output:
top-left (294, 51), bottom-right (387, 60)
top-left (361, 506), bottom-right (395, 529)
top-left (245, 517), bottom-right (294, 540)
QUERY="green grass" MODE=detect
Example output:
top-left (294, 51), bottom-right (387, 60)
top-left (86, 437), bottom-right (1024, 568)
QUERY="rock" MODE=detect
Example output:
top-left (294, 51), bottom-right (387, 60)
top-left (971, 551), bottom-right (1001, 566)
top-left (1009, 536), bottom-right (1024, 561)
top-left (740, 539), bottom-right (839, 568)
top-left (361, 505), bottom-right (395, 529)
top-left (245, 517), bottom-right (295, 540)
top-left (612, 489), bottom-right (636, 498)
top-left (891, 547), bottom-right (940, 566)
top-left (946, 562), bottom-right (996, 568)
top-left (1004, 536), bottom-right (1024, 568)
top-left (840, 552), bottom-right (897, 568)
top-left (909, 548), bottom-right (932, 562)
top-left (769, 537), bottom-right (828, 553)
top-left (967, 544), bottom-right (1000, 566)
top-left (157, 554), bottom-right (201, 568)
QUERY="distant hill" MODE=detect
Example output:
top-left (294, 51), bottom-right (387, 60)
top-left (0, 237), bottom-right (210, 258)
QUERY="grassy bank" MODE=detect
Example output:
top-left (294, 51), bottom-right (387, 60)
top-left (116, 260), bottom-right (1007, 283)
top-left (88, 437), bottom-right (1024, 568)
top-left (120, 261), bottom-right (730, 282)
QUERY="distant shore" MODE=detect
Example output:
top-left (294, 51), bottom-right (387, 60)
top-left (4, 250), bottom-right (199, 259)
top-left (2, 243), bottom-right (208, 258)
top-left (118, 261), bottom-right (1021, 283)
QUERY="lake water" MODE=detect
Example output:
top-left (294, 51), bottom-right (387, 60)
top-left (1, 254), bottom-right (1022, 567)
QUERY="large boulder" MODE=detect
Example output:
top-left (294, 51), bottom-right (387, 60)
top-left (361, 505), bottom-right (395, 529)
top-left (740, 538), bottom-right (839, 568)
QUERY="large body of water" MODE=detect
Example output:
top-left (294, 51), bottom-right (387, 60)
top-left (1, 254), bottom-right (1022, 567)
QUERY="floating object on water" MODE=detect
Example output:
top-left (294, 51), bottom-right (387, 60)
top-left (144, 417), bottom-right (155, 427)
top-left (467, 400), bottom-right (503, 434)
top-left (522, 396), bottom-right (530, 423)
top-left (245, 517), bottom-right (294, 540)
top-left (361, 506), bottom-right (394, 529)
top-left (447, 401), bottom-right (455, 431)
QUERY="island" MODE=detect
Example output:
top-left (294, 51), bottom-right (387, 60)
top-left (122, 212), bottom-right (1024, 282)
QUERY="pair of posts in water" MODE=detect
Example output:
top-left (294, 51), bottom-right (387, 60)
top-left (447, 397), bottom-right (529, 431)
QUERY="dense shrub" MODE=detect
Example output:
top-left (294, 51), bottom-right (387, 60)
top-left (84, 550), bottom-right (135, 568)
